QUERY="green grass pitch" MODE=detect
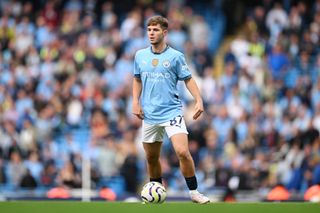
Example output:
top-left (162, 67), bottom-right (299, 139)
top-left (0, 201), bottom-right (319, 213)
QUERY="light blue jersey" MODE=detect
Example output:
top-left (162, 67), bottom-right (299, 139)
top-left (134, 46), bottom-right (191, 124)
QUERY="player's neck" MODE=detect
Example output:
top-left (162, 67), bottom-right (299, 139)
top-left (151, 43), bottom-right (168, 54)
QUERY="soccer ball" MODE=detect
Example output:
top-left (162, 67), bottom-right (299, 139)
top-left (140, 181), bottom-right (167, 204)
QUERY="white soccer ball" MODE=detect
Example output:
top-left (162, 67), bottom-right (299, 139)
top-left (140, 181), bottom-right (167, 204)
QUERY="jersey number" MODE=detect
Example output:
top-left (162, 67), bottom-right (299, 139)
top-left (170, 115), bottom-right (183, 127)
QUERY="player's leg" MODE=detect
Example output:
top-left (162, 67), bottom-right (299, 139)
top-left (143, 142), bottom-right (163, 183)
top-left (165, 116), bottom-right (196, 179)
top-left (170, 133), bottom-right (210, 204)
top-left (165, 116), bottom-right (210, 204)
top-left (142, 121), bottom-right (165, 183)
top-left (170, 133), bottom-right (195, 177)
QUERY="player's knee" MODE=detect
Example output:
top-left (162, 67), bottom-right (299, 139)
top-left (176, 150), bottom-right (191, 161)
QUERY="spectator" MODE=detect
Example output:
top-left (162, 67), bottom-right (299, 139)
top-left (6, 151), bottom-right (26, 188)
top-left (57, 160), bottom-right (81, 189)
top-left (0, 0), bottom-right (319, 201)
top-left (40, 160), bottom-right (57, 187)
top-left (0, 158), bottom-right (6, 184)
top-left (20, 169), bottom-right (37, 189)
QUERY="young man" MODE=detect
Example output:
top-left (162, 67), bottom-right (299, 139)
top-left (132, 15), bottom-right (210, 204)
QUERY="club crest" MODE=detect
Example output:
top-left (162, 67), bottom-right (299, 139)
top-left (152, 59), bottom-right (159, 67)
top-left (163, 60), bottom-right (170, 68)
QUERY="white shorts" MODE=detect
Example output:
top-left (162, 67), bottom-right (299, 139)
top-left (142, 115), bottom-right (189, 143)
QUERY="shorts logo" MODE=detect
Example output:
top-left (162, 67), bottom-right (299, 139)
top-left (152, 59), bottom-right (159, 67)
top-left (163, 60), bottom-right (170, 68)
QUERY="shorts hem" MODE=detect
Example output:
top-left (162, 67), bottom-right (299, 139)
top-left (142, 140), bottom-right (163, 143)
top-left (167, 131), bottom-right (189, 139)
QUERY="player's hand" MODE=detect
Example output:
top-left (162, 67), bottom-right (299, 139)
top-left (193, 100), bottom-right (204, 120)
top-left (132, 101), bottom-right (144, 120)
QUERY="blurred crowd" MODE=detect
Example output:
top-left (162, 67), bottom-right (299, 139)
top-left (0, 0), bottom-right (319, 200)
top-left (191, 0), bottom-right (320, 197)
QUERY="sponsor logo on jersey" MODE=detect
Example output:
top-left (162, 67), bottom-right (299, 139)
top-left (141, 71), bottom-right (170, 82)
top-left (141, 72), bottom-right (170, 79)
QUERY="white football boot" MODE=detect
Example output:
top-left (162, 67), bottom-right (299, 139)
top-left (189, 190), bottom-right (210, 204)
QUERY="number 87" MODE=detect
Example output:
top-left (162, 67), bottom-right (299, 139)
top-left (170, 115), bottom-right (183, 127)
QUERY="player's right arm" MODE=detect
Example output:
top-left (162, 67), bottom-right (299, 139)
top-left (132, 51), bottom-right (144, 120)
top-left (132, 77), bottom-right (144, 120)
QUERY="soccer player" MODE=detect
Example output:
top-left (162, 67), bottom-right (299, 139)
top-left (132, 15), bottom-right (210, 204)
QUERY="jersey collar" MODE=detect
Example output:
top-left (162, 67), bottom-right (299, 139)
top-left (150, 45), bottom-right (170, 55)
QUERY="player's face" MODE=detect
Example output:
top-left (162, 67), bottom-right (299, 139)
top-left (147, 24), bottom-right (167, 45)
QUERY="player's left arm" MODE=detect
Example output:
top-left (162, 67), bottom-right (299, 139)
top-left (184, 77), bottom-right (204, 120)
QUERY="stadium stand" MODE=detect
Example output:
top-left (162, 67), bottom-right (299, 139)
top-left (0, 0), bottom-right (319, 201)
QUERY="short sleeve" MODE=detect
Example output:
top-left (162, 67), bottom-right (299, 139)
top-left (176, 54), bottom-right (191, 81)
top-left (133, 54), bottom-right (141, 78)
